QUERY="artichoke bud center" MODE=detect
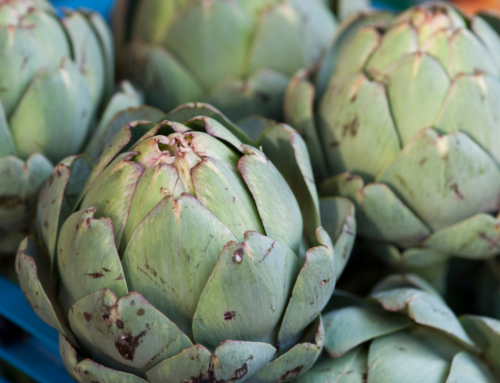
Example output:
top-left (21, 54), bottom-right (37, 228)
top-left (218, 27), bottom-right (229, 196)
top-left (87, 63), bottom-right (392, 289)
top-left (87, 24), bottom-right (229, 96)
top-left (166, 133), bottom-right (202, 197)
top-left (409, 6), bottom-right (453, 38)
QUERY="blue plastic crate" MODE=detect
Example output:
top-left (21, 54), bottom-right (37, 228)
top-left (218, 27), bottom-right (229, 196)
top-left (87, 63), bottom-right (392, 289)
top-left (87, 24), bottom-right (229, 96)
top-left (0, 276), bottom-right (73, 383)
top-left (52, 0), bottom-right (114, 18)
top-left (50, 0), bottom-right (406, 21)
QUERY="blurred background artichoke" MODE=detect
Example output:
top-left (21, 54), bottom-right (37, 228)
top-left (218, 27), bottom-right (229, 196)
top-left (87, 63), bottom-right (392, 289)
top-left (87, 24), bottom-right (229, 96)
top-left (112, 0), bottom-right (375, 122)
top-left (0, 0), bottom-right (144, 262)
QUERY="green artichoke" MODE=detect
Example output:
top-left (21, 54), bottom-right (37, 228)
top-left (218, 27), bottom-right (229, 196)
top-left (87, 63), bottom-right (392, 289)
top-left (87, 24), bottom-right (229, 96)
top-left (16, 103), bottom-right (356, 382)
top-left (113, 0), bottom-right (344, 122)
top-left (0, 0), bottom-right (143, 257)
top-left (298, 274), bottom-right (500, 383)
top-left (285, 2), bottom-right (500, 278)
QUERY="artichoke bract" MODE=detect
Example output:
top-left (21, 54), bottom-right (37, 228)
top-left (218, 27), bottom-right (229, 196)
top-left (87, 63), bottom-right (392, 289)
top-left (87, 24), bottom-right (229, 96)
top-left (298, 274), bottom-right (500, 383)
top-left (285, 2), bottom-right (500, 277)
top-left (113, 0), bottom-right (341, 121)
top-left (0, 0), bottom-right (143, 256)
top-left (16, 104), bottom-right (356, 382)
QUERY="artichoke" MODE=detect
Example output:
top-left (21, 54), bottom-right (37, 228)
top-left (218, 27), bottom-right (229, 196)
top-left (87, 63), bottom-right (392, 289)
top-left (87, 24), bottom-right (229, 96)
top-left (0, 0), bottom-right (143, 256)
top-left (112, 0), bottom-right (346, 122)
top-left (16, 103), bottom-right (356, 382)
top-left (298, 274), bottom-right (500, 383)
top-left (285, 2), bottom-right (500, 280)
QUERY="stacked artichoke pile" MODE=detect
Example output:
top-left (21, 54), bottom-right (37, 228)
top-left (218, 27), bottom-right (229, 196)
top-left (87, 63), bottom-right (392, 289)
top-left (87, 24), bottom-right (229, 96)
top-left (3, 0), bottom-right (500, 382)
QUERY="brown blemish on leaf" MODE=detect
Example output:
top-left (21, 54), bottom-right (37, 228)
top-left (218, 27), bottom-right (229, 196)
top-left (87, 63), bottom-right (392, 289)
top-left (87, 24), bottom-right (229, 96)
top-left (256, 92), bottom-right (270, 103)
top-left (144, 263), bottom-right (158, 277)
top-left (279, 366), bottom-right (303, 381)
top-left (342, 227), bottom-right (355, 237)
top-left (395, 175), bottom-right (408, 190)
top-left (321, 278), bottom-right (330, 285)
top-left (224, 311), bottom-right (236, 321)
top-left (20, 56), bottom-right (29, 70)
top-left (137, 308), bottom-right (145, 316)
top-left (84, 272), bottom-right (104, 279)
top-left (451, 183), bottom-right (465, 200)
top-left (116, 319), bottom-right (124, 329)
top-left (479, 232), bottom-right (500, 251)
top-left (231, 363), bottom-right (248, 380)
top-left (115, 274), bottom-right (124, 281)
top-left (115, 331), bottom-right (147, 361)
top-left (329, 141), bottom-right (340, 148)
top-left (144, 346), bottom-right (166, 369)
top-left (137, 266), bottom-right (154, 283)
top-left (419, 158), bottom-right (427, 166)
top-left (342, 118), bottom-right (359, 137)
top-left (83, 312), bottom-right (92, 322)
top-left (257, 241), bottom-right (276, 264)
top-left (102, 268), bottom-right (110, 273)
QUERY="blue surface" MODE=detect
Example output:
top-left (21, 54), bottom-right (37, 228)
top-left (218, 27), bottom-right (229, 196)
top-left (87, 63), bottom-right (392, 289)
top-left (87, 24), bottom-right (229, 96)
top-left (0, 278), bottom-right (59, 358)
top-left (0, 376), bottom-right (12, 383)
top-left (52, 0), bottom-right (114, 18)
top-left (0, 276), bottom-right (72, 383)
top-left (0, 337), bottom-right (72, 383)
top-left (51, 0), bottom-right (403, 21)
